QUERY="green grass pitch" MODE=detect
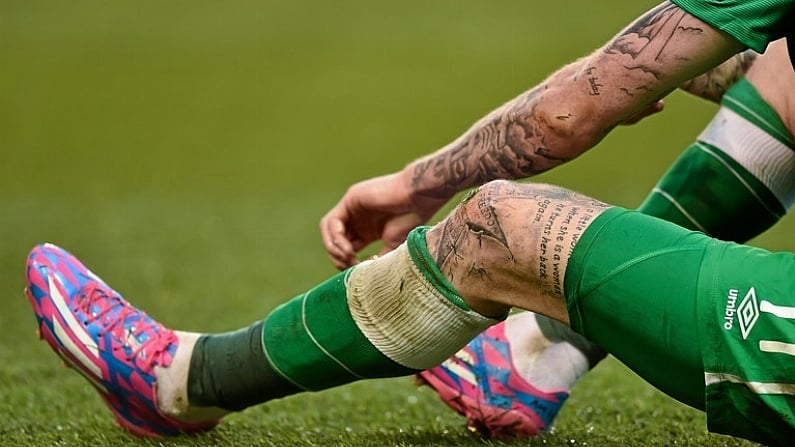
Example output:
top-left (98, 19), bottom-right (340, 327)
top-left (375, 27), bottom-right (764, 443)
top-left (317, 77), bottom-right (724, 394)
top-left (0, 1), bottom-right (787, 446)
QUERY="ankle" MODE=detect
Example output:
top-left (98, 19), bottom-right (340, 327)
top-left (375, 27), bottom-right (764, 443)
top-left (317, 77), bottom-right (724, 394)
top-left (506, 313), bottom-right (590, 392)
top-left (154, 331), bottom-right (228, 422)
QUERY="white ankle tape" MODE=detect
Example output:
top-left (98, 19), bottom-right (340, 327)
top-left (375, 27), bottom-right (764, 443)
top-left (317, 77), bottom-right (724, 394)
top-left (346, 243), bottom-right (501, 370)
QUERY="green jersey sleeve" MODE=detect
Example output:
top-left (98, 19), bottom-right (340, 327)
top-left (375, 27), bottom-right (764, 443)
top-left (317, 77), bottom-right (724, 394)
top-left (670, 0), bottom-right (794, 52)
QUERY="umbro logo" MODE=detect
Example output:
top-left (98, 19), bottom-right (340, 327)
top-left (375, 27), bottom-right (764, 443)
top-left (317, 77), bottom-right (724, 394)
top-left (723, 287), bottom-right (760, 339)
top-left (723, 288), bottom-right (795, 357)
top-left (737, 287), bottom-right (760, 340)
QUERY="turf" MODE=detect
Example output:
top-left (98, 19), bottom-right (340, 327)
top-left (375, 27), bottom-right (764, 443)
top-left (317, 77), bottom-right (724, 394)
top-left (0, 1), bottom-right (789, 446)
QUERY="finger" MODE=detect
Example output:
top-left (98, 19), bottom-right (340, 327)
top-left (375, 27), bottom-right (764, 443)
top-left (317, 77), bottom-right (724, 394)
top-left (330, 219), bottom-right (355, 255)
top-left (328, 253), bottom-right (356, 270)
top-left (325, 240), bottom-right (355, 270)
top-left (320, 215), bottom-right (346, 259)
top-left (320, 214), bottom-right (353, 265)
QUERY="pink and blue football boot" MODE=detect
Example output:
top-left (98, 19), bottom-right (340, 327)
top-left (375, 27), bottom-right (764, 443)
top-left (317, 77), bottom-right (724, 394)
top-left (25, 243), bottom-right (218, 437)
top-left (417, 322), bottom-right (569, 439)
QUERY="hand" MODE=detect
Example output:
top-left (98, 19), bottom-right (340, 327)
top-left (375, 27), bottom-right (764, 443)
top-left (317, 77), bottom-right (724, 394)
top-left (320, 172), bottom-right (447, 269)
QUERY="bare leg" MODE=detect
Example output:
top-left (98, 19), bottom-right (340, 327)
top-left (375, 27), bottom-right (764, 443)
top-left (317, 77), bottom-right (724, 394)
top-left (26, 180), bottom-right (611, 437)
top-left (424, 180), bottom-right (611, 321)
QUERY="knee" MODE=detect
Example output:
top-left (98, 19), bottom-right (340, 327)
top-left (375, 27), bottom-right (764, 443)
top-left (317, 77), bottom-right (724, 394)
top-left (439, 179), bottom-right (535, 259)
top-left (429, 179), bottom-right (520, 261)
top-left (458, 180), bottom-right (515, 218)
top-left (457, 179), bottom-right (544, 224)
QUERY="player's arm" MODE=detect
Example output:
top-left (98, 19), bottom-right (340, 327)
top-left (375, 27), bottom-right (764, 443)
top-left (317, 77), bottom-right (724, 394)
top-left (321, 1), bottom-right (742, 269)
top-left (679, 50), bottom-right (758, 103)
top-left (403, 1), bottom-right (742, 204)
top-left (618, 49), bottom-right (757, 125)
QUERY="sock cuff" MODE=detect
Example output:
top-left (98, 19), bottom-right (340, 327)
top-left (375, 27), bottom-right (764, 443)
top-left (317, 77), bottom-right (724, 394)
top-left (406, 226), bottom-right (470, 311)
top-left (698, 105), bottom-right (795, 210)
top-left (347, 241), bottom-right (503, 370)
top-left (720, 78), bottom-right (795, 148)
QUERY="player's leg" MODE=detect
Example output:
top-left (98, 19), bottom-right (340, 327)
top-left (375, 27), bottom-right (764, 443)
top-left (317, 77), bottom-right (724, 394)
top-left (566, 207), bottom-right (795, 446)
top-left (33, 180), bottom-right (787, 443)
top-left (419, 180), bottom-right (795, 445)
top-left (424, 180), bottom-right (795, 445)
top-left (25, 180), bottom-right (605, 436)
top-left (564, 208), bottom-right (708, 408)
top-left (419, 74), bottom-right (795, 437)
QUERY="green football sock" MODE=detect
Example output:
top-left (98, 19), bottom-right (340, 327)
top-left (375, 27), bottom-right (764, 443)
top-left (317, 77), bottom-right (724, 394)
top-left (187, 218), bottom-right (503, 408)
top-left (261, 269), bottom-right (418, 391)
top-left (187, 320), bottom-right (302, 410)
top-left (639, 78), bottom-right (792, 242)
top-left (187, 269), bottom-right (419, 411)
top-left (263, 231), bottom-right (502, 389)
top-left (637, 143), bottom-right (783, 242)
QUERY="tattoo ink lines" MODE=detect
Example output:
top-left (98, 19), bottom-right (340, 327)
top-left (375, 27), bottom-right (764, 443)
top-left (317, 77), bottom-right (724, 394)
top-left (585, 67), bottom-right (603, 96)
top-left (602, 1), bottom-right (705, 104)
top-left (529, 186), bottom-right (606, 297)
top-left (434, 184), bottom-right (515, 283)
top-left (608, 2), bottom-right (692, 66)
top-left (469, 189), bottom-right (513, 257)
top-left (410, 88), bottom-right (568, 201)
top-left (434, 217), bottom-right (466, 278)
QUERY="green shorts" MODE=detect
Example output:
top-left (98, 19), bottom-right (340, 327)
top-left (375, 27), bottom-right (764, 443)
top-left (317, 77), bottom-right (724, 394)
top-left (565, 207), bottom-right (795, 445)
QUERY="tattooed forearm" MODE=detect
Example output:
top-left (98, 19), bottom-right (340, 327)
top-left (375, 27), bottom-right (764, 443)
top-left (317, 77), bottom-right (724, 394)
top-left (407, 1), bottom-right (739, 206)
top-left (679, 50), bottom-right (757, 102)
top-left (410, 86), bottom-right (572, 200)
top-left (606, 3), bottom-right (693, 68)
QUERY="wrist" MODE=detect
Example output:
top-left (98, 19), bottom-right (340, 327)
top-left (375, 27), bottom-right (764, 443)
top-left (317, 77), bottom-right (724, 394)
top-left (399, 163), bottom-right (452, 218)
